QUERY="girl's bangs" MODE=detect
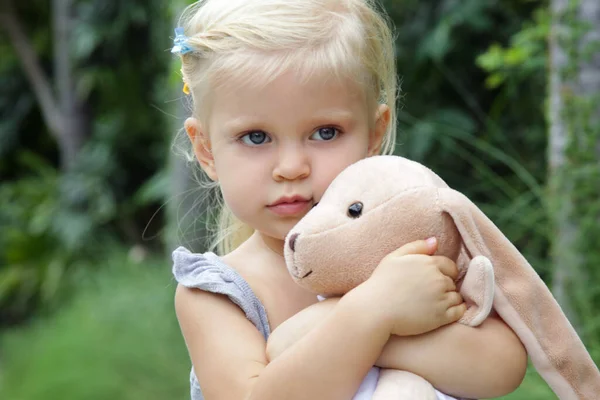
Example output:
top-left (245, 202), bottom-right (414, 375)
top-left (209, 40), bottom-right (370, 95)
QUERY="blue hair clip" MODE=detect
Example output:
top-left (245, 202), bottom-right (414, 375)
top-left (171, 27), bottom-right (193, 55)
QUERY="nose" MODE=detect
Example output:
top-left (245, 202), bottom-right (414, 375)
top-left (273, 144), bottom-right (310, 181)
top-left (288, 233), bottom-right (299, 252)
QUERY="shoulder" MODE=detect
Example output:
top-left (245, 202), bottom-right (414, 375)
top-left (172, 247), bottom-right (244, 331)
top-left (171, 246), bottom-right (249, 297)
top-left (171, 246), bottom-right (263, 336)
top-left (171, 246), bottom-right (227, 285)
top-left (171, 246), bottom-right (271, 339)
top-left (172, 245), bottom-right (252, 285)
top-left (174, 281), bottom-right (251, 332)
top-left (171, 248), bottom-right (269, 362)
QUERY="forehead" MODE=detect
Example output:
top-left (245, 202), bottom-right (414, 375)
top-left (216, 68), bottom-right (366, 113)
top-left (203, 53), bottom-right (372, 132)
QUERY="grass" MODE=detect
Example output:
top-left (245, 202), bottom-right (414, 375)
top-left (0, 250), bottom-right (191, 400)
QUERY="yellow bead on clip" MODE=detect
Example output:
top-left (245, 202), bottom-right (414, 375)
top-left (183, 83), bottom-right (190, 95)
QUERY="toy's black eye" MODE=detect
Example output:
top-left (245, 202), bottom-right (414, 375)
top-left (348, 202), bottom-right (363, 218)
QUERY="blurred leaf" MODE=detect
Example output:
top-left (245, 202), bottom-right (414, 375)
top-left (72, 23), bottom-right (99, 59)
top-left (134, 170), bottom-right (170, 207)
top-left (40, 259), bottom-right (66, 303)
top-left (407, 119), bottom-right (436, 160)
top-left (476, 7), bottom-right (549, 89)
top-left (420, 21), bottom-right (452, 61)
top-left (0, 267), bottom-right (29, 304)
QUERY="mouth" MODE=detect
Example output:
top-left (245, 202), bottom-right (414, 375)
top-left (267, 195), bottom-right (313, 216)
top-left (269, 194), bottom-right (311, 207)
top-left (301, 270), bottom-right (313, 279)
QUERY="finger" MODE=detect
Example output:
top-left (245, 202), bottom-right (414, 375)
top-left (434, 257), bottom-right (459, 280)
top-left (444, 276), bottom-right (457, 292)
top-left (446, 303), bottom-right (467, 323)
top-left (391, 237), bottom-right (438, 257)
top-left (444, 291), bottom-right (463, 306)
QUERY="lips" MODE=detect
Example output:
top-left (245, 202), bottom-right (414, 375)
top-left (267, 195), bottom-right (312, 217)
top-left (269, 195), bottom-right (311, 207)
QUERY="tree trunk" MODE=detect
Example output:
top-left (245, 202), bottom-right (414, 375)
top-left (548, 0), bottom-right (600, 335)
top-left (0, 0), bottom-right (63, 138)
top-left (548, 0), bottom-right (577, 327)
top-left (578, 1), bottom-right (600, 112)
top-left (52, 0), bottom-right (87, 170)
top-left (0, 0), bottom-right (87, 171)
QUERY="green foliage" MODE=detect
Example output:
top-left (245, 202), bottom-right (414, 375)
top-left (0, 251), bottom-right (190, 400)
top-left (0, 0), bottom-right (175, 323)
top-left (0, 154), bottom-right (64, 324)
top-left (67, 0), bottom-right (173, 213)
top-left (0, 151), bottom-right (118, 324)
top-left (476, 8), bottom-right (549, 89)
top-left (382, 0), bottom-right (550, 276)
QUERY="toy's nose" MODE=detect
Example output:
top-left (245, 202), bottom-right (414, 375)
top-left (288, 233), bottom-right (299, 252)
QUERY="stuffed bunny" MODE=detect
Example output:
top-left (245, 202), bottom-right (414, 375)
top-left (284, 155), bottom-right (600, 400)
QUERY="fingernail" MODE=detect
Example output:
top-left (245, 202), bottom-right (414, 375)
top-left (426, 237), bottom-right (437, 249)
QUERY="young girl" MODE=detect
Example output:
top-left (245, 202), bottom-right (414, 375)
top-left (171, 1), bottom-right (528, 399)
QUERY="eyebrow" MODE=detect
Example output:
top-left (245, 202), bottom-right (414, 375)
top-left (310, 109), bottom-right (356, 123)
top-left (221, 109), bottom-right (357, 133)
top-left (222, 117), bottom-right (263, 133)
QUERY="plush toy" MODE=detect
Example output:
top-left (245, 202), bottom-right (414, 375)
top-left (283, 155), bottom-right (600, 400)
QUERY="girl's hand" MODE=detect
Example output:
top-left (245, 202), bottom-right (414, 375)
top-left (356, 237), bottom-right (466, 337)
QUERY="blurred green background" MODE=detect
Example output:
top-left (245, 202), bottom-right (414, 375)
top-left (0, 0), bottom-right (598, 399)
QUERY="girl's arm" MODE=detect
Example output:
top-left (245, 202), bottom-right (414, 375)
top-left (175, 239), bottom-right (464, 400)
top-left (268, 299), bottom-right (527, 399)
top-left (175, 283), bottom-right (391, 400)
top-left (376, 311), bottom-right (527, 399)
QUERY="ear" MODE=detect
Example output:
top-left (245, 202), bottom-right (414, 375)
top-left (438, 188), bottom-right (600, 399)
top-left (368, 104), bottom-right (390, 156)
top-left (185, 117), bottom-right (217, 181)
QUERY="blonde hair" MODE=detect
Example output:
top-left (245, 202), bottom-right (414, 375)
top-left (174, 0), bottom-right (398, 255)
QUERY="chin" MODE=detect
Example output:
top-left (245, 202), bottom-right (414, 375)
top-left (263, 225), bottom-right (296, 243)
top-left (252, 215), bottom-right (306, 244)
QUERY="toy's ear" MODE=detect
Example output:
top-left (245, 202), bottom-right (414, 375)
top-left (438, 188), bottom-right (600, 400)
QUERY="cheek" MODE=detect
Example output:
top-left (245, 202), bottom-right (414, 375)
top-left (214, 148), bottom-right (263, 183)
top-left (215, 156), bottom-right (266, 213)
top-left (219, 178), bottom-right (258, 224)
top-left (314, 148), bottom-right (367, 199)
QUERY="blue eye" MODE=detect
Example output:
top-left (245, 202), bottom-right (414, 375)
top-left (311, 127), bottom-right (339, 141)
top-left (241, 131), bottom-right (270, 145)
